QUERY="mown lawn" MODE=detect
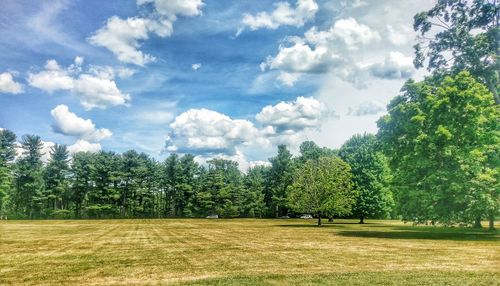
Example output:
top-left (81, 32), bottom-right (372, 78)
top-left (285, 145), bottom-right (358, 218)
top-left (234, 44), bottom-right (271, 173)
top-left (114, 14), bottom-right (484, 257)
top-left (0, 219), bottom-right (498, 285)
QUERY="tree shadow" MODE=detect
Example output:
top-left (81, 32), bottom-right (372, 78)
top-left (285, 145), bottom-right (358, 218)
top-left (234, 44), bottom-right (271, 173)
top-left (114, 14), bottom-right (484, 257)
top-left (336, 228), bottom-right (499, 241)
top-left (278, 223), bottom-right (348, 228)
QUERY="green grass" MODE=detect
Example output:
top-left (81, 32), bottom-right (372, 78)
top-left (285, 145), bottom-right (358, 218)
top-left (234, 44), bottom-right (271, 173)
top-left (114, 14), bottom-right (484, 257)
top-left (0, 219), bottom-right (498, 285)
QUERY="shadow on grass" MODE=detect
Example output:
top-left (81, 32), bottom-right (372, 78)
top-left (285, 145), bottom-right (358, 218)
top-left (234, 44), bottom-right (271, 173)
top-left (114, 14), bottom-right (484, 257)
top-left (336, 228), bottom-right (499, 241)
top-left (277, 223), bottom-right (349, 228)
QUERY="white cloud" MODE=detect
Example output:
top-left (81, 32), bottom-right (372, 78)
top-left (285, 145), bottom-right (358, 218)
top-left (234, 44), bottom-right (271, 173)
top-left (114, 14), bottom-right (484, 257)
top-left (88, 65), bottom-right (135, 80)
top-left (89, 16), bottom-right (155, 66)
top-left (166, 108), bottom-right (260, 155)
top-left (137, 0), bottom-right (204, 19)
top-left (28, 60), bottom-right (74, 93)
top-left (329, 17), bottom-right (380, 50)
top-left (386, 25), bottom-right (411, 46)
top-left (28, 59), bottom-right (130, 110)
top-left (135, 110), bottom-right (175, 125)
top-left (191, 63), bottom-right (202, 71)
top-left (67, 139), bottom-right (101, 154)
top-left (0, 72), bottom-right (23, 94)
top-left (348, 100), bottom-right (386, 116)
top-left (369, 51), bottom-right (415, 79)
top-left (50, 104), bottom-right (112, 142)
top-left (256, 96), bottom-right (327, 135)
top-left (262, 17), bottom-right (381, 85)
top-left (73, 74), bottom-right (130, 110)
top-left (164, 96), bottom-right (328, 170)
top-left (249, 160), bottom-right (271, 169)
top-left (90, 0), bottom-right (204, 65)
top-left (277, 72), bottom-right (300, 86)
top-left (74, 56), bottom-right (84, 66)
top-left (242, 0), bottom-right (318, 31)
top-left (263, 42), bottom-right (336, 74)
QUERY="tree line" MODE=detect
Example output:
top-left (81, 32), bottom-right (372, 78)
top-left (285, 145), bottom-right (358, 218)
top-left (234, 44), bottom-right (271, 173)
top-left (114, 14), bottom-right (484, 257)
top-left (0, 132), bottom-right (394, 226)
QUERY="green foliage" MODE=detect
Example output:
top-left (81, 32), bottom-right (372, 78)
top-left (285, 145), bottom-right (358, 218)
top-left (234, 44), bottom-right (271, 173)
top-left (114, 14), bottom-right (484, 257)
top-left (242, 166), bottom-right (268, 218)
top-left (377, 71), bottom-right (499, 225)
top-left (266, 145), bottom-right (294, 217)
top-left (288, 156), bottom-right (356, 225)
top-left (339, 134), bottom-right (394, 222)
top-left (43, 144), bottom-right (70, 217)
top-left (12, 135), bottom-right (45, 218)
top-left (413, 0), bottom-right (499, 103)
top-left (197, 159), bottom-right (244, 218)
top-left (71, 152), bottom-right (94, 218)
top-left (0, 129), bottom-right (16, 215)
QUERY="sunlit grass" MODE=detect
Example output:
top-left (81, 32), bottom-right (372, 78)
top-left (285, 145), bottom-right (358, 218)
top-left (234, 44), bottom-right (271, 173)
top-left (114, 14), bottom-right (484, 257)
top-left (1, 219), bottom-right (498, 285)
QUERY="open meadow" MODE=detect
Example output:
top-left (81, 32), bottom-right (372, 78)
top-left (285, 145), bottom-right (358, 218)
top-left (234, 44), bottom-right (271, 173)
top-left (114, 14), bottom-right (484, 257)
top-left (0, 219), bottom-right (499, 285)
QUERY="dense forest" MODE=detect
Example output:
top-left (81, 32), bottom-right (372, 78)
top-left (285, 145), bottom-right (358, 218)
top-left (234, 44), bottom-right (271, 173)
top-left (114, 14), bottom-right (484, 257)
top-left (0, 132), bottom-right (390, 223)
top-left (0, 0), bottom-right (498, 228)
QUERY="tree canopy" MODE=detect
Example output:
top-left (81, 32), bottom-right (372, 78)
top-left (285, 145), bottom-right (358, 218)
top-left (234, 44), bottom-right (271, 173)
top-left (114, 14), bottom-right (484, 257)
top-left (377, 71), bottom-right (499, 227)
top-left (413, 0), bottom-right (499, 103)
top-left (287, 156), bottom-right (356, 226)
top-left (339, 134), bottom-right (394, 223)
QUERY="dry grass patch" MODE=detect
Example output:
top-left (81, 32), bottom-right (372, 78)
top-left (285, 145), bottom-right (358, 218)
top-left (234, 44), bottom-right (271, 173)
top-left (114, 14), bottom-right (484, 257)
top-left (0, 219), bottom-right (498, 285)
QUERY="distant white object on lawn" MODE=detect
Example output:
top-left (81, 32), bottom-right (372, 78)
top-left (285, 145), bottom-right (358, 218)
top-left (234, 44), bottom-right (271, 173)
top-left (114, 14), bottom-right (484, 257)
top-left (206, 214), bottom-right (219, 219)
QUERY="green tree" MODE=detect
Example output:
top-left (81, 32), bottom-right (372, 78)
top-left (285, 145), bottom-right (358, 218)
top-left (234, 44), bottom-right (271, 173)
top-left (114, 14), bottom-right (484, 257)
top-left (288, 156), bottom-right (356, 226)
top-left (162, 153), bottom-right (180, 216)
top-left (13, 135), bottom-right (45, 218)
top-left (339, 134), bottom-right (394, 223)
top-left (242, 165), bottom-right (268, 218)
top-left (86, 151), bottom-right (120, 218)
top-left (266, 145), bottom-right (294, 218)
top-left (71, 152), bottom-right (95, 218)
top-left (176, 154), bottom-right (198, 217)
top-left (297, 141), bottom-right (338, 163)
top-left (377, 72), bottom-right (499, 228)
top-left (413, 0), bottom-right (499, 103)
top-left (43, 144), bottom-right (70, 217)
top-left (0, 129), bottom-right (17, 217)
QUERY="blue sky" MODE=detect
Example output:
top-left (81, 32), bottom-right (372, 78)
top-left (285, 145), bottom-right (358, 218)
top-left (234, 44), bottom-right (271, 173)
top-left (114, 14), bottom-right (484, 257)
top-left (0, 0), bottom-right (434, 169)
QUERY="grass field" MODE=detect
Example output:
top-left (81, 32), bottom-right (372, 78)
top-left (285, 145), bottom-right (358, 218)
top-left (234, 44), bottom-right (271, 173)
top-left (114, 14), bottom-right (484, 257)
top-left (1, 219), bottom-right (499, 285)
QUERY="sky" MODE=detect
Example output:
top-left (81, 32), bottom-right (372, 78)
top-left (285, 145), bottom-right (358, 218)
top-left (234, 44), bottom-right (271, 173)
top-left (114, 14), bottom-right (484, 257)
top-left (0, 0), bottom-right (435, 170)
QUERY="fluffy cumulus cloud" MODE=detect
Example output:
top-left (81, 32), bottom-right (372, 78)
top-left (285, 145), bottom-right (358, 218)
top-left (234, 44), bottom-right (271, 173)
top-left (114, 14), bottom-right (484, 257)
top-left (28, 60), bottom-right (74, 93)
top-left (165, 108), bottom-right (260, 155)
top-left (263, 42), bottom-right (336, 74)
top-left (348, 100), bottom-right (386, 116)
top-left (90, 0), bottom-right (204, 66)
top-left (368, 51), bottom-right (415, 79)
top-left (0, 72), bottom-right (23, 94)
top-left (67, 139), bottom-right (101, 154)
top-left (256, 96), bottom-right (327, 142)
top-left (262, 17), bottom-right (382, 86)
top-left (89, 17), bottom-right (156, 66)
top-left (73, 74), bottom-right (130, 110)
top-left (28, 58), bottom-right (130, 110)
top-left (242, 0), bottom-right (318, 31)
top-left (327, 18), bottom-right (380, 49)
top-left (164, 96), bottom-right (328, 170)
top-left (50, 104), bottom-right (112, 142)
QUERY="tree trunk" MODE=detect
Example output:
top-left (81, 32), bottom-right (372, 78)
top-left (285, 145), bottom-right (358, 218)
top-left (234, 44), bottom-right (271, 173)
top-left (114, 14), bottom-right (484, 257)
top-left (489, 214), bottom-right (495, 230)
top-left (474, 217), bottom-right (482, 228)
top-left (328, 217), bottom-right (334, 222)
top-left (359, 216), bottom-right (365, 224)
top-left (275, 205), bottom-right (279, 219)
top-left (317, 214), bottom-right (322, 226)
